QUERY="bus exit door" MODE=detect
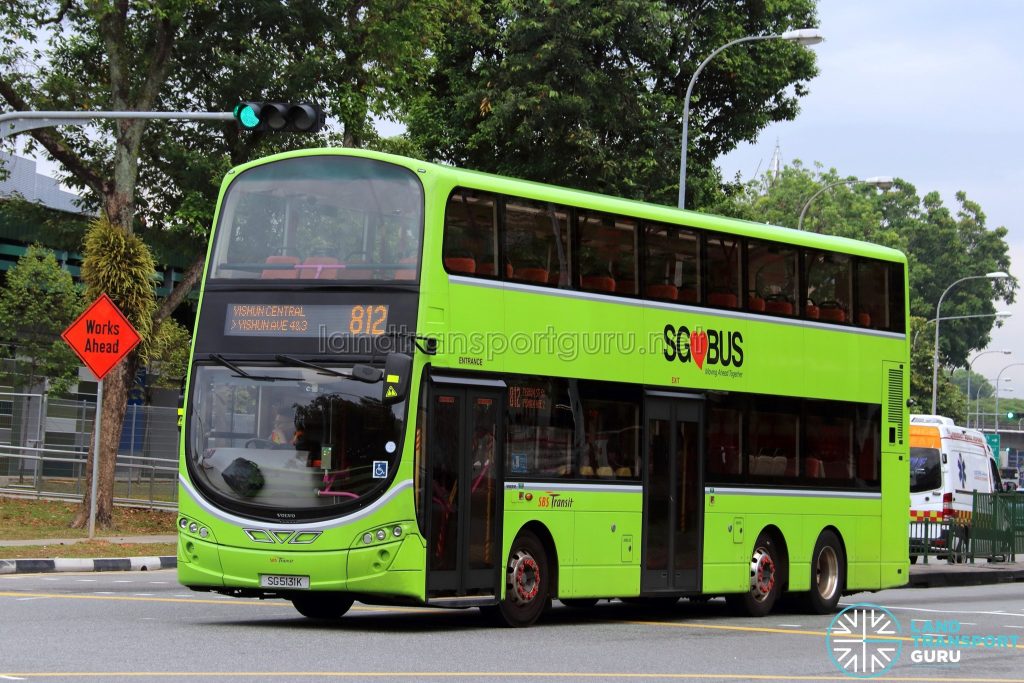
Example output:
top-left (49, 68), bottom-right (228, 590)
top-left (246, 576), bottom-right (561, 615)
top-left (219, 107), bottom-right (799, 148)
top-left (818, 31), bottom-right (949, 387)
top-left (642, 394), bottom-right (703, 593)
top-left (425, 382), bottom-right (503, 600)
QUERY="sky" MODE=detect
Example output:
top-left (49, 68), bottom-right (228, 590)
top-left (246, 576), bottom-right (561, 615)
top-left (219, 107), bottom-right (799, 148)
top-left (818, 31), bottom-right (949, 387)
top-left (718, 1), bottom-right (1024, 397)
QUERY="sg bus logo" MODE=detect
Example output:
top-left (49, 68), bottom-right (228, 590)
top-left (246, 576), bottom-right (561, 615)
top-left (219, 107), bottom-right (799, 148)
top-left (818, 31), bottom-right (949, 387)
top-left (662, 324), bottom-right (743, 370)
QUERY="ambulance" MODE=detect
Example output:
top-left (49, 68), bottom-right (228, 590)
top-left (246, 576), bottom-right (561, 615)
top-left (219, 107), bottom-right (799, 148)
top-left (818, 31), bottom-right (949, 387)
top-left (909, 415), bottom-right (1001, 560)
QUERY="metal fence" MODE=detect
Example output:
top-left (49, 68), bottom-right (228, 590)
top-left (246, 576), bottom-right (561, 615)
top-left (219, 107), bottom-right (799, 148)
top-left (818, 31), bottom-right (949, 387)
top-left (0, 391), bottom-right (178, 510)
top-left (910, 492), bottom-right (1024, 564)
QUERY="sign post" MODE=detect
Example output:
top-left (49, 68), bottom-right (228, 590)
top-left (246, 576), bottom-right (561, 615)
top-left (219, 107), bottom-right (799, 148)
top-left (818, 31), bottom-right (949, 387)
top-left (61, 294), bottom-right (141, 538)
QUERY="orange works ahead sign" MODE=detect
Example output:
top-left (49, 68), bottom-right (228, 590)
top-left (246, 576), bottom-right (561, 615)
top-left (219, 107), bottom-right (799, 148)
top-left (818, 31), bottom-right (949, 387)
top-left (61, 293), bottom-right (141, 380)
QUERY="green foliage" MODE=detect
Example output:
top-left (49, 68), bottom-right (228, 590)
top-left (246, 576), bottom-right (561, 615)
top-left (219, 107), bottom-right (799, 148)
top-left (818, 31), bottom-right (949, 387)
top-left (0, 245), bottom-right (83, 394)
top-left (951, 368), bottom-right (994, 401)
top-left (80, 218), bottom-right (156, 362)
top-left (408, 0), bottom-right (818, 206)
top-left (148, 318), bottom-right (191, 389)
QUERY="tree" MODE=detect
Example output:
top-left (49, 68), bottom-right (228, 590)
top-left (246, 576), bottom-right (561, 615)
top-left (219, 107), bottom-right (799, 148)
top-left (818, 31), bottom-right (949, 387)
top-left (909, 317), bottom-right (964, 421)
top-left (0, 244), bottom-right (83, 394)
top-left (0, 1), bottom-right (441, 528)
top-left (408, 0), bottom-right (818, 206)
top-left (0, 244), bottom-right (83, 456)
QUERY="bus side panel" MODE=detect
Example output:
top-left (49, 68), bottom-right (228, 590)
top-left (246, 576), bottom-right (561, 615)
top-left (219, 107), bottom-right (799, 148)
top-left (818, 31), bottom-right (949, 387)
top-left (569, 490), bottom-right (642, 598)
top-left (702, 493), bottom-right (881, 594)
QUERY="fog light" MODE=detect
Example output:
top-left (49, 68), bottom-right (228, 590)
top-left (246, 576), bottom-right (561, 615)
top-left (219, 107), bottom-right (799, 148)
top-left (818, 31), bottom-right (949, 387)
top-left (188, 522), bottom-right (199, 534)
top-left (392, 526), bottom-right (402, 537)
top-left (199, 527), bottom-right (209, 539)
top-left (179, 517), bottom-right (188, 529)
top-left (375, 529), bottom-right (386, 541)
top-left (363, 533), bottom-right (373, 544)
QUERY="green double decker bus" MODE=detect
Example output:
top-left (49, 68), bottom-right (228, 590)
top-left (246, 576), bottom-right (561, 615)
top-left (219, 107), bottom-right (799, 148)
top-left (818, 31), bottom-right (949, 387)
top-left (177, 148), bottom-right (910, 626)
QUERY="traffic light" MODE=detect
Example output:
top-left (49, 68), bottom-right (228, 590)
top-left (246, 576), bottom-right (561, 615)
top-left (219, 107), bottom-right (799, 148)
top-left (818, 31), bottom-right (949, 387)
top-left (233, 102), bottom-right (325, 133)
top-left (1009, 411), bottom-right (1017, 420)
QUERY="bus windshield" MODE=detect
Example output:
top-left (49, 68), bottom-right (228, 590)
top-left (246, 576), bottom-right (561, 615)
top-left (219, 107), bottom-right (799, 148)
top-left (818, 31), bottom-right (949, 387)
top-left (208, 155), bottom-right (423, 282)
top-left (910, 447), bottom-right (941, 493)
top-left (187, 363), bottom-right (405, 518)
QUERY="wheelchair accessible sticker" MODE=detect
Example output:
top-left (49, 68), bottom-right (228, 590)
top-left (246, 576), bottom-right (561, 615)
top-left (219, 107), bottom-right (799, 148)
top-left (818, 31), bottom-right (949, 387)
top-left (372, 461), bottom-right (388, 479)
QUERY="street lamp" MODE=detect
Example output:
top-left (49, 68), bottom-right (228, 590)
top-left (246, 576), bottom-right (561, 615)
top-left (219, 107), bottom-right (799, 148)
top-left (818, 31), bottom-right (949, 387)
top-left (911, 311), bottom-right (1011, 350)
top-left (931, 272), bottom-right (1010, 414)
top-left (966, 349), bottom-right (1012, 427)
top-left (796, 177), bottom-right (895, 232)
top-left (977, 377), bottom-right (1009, 430)
top-left (677, 28), bottom-right (824, 210)
top-left (996, 364), bottom-right (1024, 433)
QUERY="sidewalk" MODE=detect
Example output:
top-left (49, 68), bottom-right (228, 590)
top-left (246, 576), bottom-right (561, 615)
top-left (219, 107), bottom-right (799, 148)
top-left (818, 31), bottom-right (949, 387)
top-left (907, 558), bottom-right (1024, 588)
top-left (0, 534), bottom-right (177, 575)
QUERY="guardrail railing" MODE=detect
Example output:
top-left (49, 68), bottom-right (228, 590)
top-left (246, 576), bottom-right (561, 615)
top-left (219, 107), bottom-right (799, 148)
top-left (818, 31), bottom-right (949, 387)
top-left (0, 444), bottom-right (176, 510)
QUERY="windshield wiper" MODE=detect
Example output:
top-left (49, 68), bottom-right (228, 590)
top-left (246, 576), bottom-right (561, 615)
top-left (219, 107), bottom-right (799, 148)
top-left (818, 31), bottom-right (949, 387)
top-left (208, 354), bottom-right (289, 382)
top-left (275, 355), bottom-right (383, 383)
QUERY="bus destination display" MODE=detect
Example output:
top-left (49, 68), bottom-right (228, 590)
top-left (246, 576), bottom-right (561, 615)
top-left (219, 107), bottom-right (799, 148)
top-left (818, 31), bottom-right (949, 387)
top-left (225, 303), bottom-right (389, 337)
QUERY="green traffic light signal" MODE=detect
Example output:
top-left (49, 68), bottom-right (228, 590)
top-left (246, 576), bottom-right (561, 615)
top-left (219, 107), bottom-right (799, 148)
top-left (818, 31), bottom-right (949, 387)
top-left (233, 101), bottom-right (325, 133)
top-left (1009, 411), bottom-right (1017, 419)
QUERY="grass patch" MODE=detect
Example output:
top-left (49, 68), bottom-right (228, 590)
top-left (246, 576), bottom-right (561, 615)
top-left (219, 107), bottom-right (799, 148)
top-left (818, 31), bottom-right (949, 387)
top-left (0, 496), bottom-right (176, 541)
top-left (0, 540), bottom-right (176, 560)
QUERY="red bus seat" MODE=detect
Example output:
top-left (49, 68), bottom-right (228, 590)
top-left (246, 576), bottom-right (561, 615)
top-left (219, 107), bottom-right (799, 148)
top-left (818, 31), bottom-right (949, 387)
top-left (515, 267), bottom-right (549, 284)
top-left (708, 291), bottom-right (738, 308)
top-left (581, 275), bottom-right (616, 292)
top-left (444, 257), bottom-right (476, 274)
top-left (645, 284), bottom-right (678, 300)
top-left (261, 255), bottom-right (299, 279)
top-left (298, 256), bottom-right (339, 279)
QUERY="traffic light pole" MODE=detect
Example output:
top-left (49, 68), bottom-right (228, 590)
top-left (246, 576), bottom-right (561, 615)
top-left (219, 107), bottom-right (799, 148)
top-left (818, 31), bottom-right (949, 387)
top-left (0, 110), bottom-right (235, 139)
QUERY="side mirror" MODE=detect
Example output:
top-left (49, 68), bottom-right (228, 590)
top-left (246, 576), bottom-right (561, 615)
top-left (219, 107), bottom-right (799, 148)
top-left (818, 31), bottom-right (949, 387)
top-left (382, 353), bottom-right (413, 405)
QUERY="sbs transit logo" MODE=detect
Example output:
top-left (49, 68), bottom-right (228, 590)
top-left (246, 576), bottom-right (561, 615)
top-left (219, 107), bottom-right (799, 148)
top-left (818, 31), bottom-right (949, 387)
top-left (662, 323), bottom-right (743, 370)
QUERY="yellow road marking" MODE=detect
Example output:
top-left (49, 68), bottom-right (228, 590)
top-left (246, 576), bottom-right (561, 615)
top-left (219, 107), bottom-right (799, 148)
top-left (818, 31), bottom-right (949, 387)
top-left (2, 673), bottom-right (1024, 681)
top-left (626, 619), bottom-right (1024, 650)
top-left (0, 591), bottom-right (426, 613)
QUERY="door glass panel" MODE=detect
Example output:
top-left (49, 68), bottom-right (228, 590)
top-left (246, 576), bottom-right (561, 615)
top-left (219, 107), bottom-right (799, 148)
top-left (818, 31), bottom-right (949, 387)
top-left (646, 417), bottom-right (671, 571)
top-left (468, 395), bottom-right (497, 569)
top-left (429, 394), bottom-right (460, 572)
top-left (674, 419), bottom-right (700, 573)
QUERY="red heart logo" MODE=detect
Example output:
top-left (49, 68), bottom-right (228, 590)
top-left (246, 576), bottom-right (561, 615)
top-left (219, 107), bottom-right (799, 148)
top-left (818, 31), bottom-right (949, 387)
top-left (690, 328), bottom-right (708, 369)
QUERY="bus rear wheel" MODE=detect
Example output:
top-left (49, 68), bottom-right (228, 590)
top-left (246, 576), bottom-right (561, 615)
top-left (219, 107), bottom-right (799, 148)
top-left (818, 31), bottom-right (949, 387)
top-left (493, 530), bottom-right (550, 627)
top-left (727, 531), bottom-right (783, 617)
top-left (291, 592), bottom-right (354, 620)
top-left (802, 530), bottom-right (845, 614)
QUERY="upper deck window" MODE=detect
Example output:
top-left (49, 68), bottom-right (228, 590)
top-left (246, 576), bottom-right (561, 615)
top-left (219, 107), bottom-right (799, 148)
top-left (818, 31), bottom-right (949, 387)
top-left (209, 155), bottom-right (423, 282)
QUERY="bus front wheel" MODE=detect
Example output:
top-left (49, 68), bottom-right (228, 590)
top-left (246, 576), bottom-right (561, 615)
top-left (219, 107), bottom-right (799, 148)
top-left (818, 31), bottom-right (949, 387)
top-left (493, 530), bottom-right (550, 627)
top-left (802, 530), bottom-right (845, 614)
top-left (291, 592), bottom-right (354, 620)
top-left (727, 531), bottom-right (783, 617)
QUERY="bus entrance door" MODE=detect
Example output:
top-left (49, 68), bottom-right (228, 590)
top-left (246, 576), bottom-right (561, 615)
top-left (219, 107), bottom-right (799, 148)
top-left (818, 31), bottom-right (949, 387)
top-left (425, 384), bottom-right (503, 601)
top-left (642, 395), bottom-right (703, 594)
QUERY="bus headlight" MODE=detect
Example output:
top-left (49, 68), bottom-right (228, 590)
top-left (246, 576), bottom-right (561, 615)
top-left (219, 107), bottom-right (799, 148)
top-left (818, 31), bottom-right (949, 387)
top-left (392, 526), bottom-right (402, 537)
top-left (375, 529), bottom-right (387, 541)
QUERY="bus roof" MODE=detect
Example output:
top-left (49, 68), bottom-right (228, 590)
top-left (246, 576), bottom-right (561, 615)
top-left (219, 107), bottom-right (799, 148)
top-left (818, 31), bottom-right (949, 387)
top-left (228, 147), bottom-right (908, 265)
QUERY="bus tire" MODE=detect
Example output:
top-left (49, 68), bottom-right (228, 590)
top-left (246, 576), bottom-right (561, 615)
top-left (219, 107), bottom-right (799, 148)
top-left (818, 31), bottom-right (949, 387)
top-left (726, 531), bottom-right (782, 617)
top-left (291, 592), bottom-right (354, 620)
top-left (803, 530), bottom-right (845, 614)
top-left (494, 530), bottom-right (550, 627)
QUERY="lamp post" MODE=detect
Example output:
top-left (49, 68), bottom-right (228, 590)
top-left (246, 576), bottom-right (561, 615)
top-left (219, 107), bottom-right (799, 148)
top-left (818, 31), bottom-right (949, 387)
top-left (977, 378), bottom-right (1007, 430)
top-left (677, 28), bottom-right (824, 210)
top-left (966, 349), bottom-right (1012, 427)
top-left (796, 177), bottom-right (894, 232)
top-left (996, 364), bottom-right (1024, 433)
top-left (931, 272), bottom-right (1010, 414)
top-left (911, 311), bottom-right (1011, 350)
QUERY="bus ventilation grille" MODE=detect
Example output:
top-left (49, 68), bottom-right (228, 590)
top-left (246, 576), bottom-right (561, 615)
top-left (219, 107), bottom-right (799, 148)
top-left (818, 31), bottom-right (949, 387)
top-left (887, 366), bottom-right (904, 443)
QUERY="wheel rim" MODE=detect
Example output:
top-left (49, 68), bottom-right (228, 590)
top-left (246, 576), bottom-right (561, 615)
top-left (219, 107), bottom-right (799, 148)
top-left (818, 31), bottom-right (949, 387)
top-left (508, 548), bottom-right (541, 606)
top-left (814, 545), bottom-right (839, 600)
top-left (749, 546), bottom-right (776, 603)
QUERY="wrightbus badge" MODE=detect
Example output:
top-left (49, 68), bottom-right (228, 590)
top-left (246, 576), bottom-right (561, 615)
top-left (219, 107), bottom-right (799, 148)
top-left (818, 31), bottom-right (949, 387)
top-left (373, 461), bottom-right (388, 479)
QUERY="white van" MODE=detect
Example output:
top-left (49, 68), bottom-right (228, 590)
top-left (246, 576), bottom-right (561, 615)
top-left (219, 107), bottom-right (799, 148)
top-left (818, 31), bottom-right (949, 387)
top-left (909, 415), bottom-right (1000, 560)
